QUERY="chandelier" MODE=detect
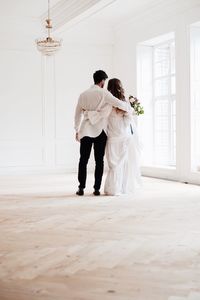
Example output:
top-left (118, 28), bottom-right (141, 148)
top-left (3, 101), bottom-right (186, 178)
top-left (36, 0), bottom-right (62, 56)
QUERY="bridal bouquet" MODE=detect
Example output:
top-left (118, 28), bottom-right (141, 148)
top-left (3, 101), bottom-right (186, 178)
top-left (129, 95), bottom-right (144, 116)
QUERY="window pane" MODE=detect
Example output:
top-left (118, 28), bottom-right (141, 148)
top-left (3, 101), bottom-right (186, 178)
top-left (171, 42), bottom-right (175, 74)
top-left (191, 26), bottom-right (200, 171)
top-left (154, 41), bottom-right (176, 166)
top-left (155, 116), bottom-right (168, 131)
top-left (155, 131), bottom-right (168, 146)
top-left (155, 99), bottom-right (168, 115)
top-left (155, 60), bottom-right (169, 77)
top-left (154, 46), bottom-right (169, 62)
top-left (155, 78), bottom-right (168, 97)
top-left (171, 76), bottom-right (176, 94)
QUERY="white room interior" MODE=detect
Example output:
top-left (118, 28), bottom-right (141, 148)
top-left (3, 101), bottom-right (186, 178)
top-left (1, 0), bottom-right (200, 185)
top-left (1, 0), bottom-right (200, 299)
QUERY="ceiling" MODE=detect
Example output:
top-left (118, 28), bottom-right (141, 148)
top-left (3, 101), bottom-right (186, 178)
top-left (90, 0), bottom-right (166, 26)
top-left (48, 0), bottom-right (168, 32)
top-left (0, 0), bottom-right (166, 24)
top-left (0, 0), bottom-right (61, 19)
top-left (0, 0), bottom-right (178, 33)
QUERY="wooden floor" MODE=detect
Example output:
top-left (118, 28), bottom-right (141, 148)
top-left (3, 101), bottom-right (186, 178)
top-left (0, 173), bottom-right (200, 300)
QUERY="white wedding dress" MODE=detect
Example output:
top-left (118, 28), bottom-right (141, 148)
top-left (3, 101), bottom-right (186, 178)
top-left (104, 108), bottom-right (141, 196)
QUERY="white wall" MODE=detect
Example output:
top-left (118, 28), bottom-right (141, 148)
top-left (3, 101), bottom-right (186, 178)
top-left (113, 0), bottom-right (200, 183)
top-left (0, 18), bottom-right (44, 173)
top-left (0, 18), bottom-right (114, 174)
top-left (54, 21), bottom-right (114, 172)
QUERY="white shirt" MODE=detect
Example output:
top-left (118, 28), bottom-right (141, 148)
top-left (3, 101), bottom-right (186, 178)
top-left (74, 85), bottom-right (132, 139)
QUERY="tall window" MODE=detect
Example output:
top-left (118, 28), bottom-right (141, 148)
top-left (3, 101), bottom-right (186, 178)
top-left (190, 23), bottom-right (200, 172)
top-left (153, 41), bottom-right (176, 166)
top-left (137, 33), bottom-right (176, 168)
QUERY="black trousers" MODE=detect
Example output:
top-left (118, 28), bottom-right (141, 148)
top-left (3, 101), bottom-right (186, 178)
top-left (78, 130), bottom-right (107, 190)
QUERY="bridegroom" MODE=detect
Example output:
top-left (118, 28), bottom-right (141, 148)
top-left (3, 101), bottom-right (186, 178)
top-left (74, 70), bottom-right (131, 196)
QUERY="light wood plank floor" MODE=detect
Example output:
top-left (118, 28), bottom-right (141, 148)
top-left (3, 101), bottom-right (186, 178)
top-left (0, 173), bottom-right (200, 300)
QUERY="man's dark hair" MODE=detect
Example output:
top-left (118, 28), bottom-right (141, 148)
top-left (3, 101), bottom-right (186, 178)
top-left (93, 70), bottom-right (108, 84)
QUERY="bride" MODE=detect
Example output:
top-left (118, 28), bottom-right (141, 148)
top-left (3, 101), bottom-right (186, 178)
top-left (104, 78), bottom-right (141, 196)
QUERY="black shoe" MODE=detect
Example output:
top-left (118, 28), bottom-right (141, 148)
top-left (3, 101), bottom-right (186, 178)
top-left (93, 190), bottom-right (100, 196)
top-left (76, 188), bottom-right (84, 196)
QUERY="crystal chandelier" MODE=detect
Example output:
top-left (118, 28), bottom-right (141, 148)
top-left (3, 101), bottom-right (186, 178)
top-left (36, 0), bottom-right (62, 56)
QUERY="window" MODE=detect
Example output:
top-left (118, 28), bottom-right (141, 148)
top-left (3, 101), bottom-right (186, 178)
top-left (153, 41), bottom-right (176, 166)
top-left (190, 23), bottom-right (200, 172)
top-left (137, 33), bottom-right (176, 168)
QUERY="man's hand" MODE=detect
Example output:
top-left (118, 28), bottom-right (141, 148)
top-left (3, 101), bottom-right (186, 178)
top-left (75, 132), bottom-right (80, 142)
top-left (115, 108), bottom-right (126, 115)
